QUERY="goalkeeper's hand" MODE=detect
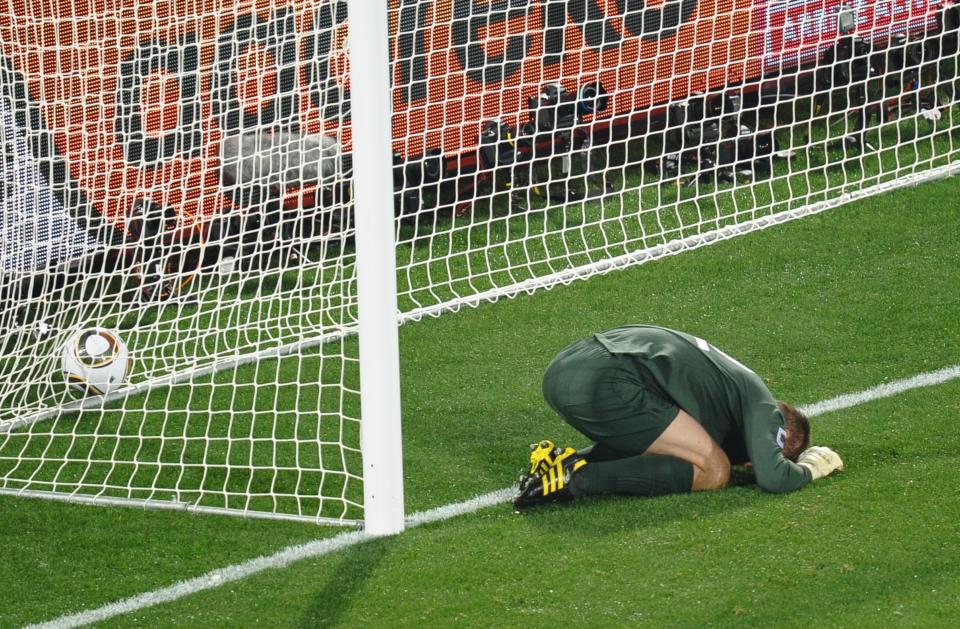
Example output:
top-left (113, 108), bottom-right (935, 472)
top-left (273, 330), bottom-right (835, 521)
top-left (797, 446), bottom-right (844, 480)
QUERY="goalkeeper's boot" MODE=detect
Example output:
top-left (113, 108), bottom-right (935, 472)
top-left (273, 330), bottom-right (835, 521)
top-left (526, 439), bottom-right (566, 476)
top-left (513, 440), bottom-right (588, 511)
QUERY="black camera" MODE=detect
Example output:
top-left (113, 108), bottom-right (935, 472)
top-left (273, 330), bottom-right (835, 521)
top-left (577, 81), bottom-right (609, 118)
top-left (528, 82), bottom-right (610, 134)
top-left (529, 84), bottom-right (578, 133)
top-left (479, 119), bottom-right (519, 169)
top-left (394, 148), bottom-right (446, 189)
top-left (393, 149), bottom-right (447, 216)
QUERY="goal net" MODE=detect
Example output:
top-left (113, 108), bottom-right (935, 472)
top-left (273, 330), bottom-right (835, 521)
top-left (0, 0), bottom-right (957, 528)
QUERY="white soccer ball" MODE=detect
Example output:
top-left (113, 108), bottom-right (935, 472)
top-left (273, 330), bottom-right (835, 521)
top-left (60, 328), bottom-right (131, 396)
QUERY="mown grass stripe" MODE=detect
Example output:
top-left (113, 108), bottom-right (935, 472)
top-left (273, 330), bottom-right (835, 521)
top-left (29, 365), bottom-right (960, 629)
top-left (28, 489), bottom-right (514, 629)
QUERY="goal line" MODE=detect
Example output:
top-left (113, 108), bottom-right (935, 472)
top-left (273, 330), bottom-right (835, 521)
top-left (27, 363), bottom-right (960, 629)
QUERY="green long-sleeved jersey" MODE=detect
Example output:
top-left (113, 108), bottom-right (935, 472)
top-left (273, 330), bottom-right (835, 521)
top-left (594, 325), bottom-right (811, 493)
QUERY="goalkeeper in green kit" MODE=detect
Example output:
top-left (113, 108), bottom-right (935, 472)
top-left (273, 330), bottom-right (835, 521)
top-left (513, 325), bottom-right (844, 510)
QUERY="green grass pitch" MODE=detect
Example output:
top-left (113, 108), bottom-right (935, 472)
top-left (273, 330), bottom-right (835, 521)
top-left (2, 173), bottom-right (959, 626)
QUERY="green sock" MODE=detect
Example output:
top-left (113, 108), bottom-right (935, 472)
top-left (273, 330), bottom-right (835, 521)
top-left (572, 454), bottom-right (694, 497)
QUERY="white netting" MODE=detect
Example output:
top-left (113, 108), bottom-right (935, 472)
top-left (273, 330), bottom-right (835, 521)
top-left (389, 0), bottom-right (960, 314)
top-left (0, 1), bottom-right (361, 524)
top-left (0, 0), bottom-right (957, 524)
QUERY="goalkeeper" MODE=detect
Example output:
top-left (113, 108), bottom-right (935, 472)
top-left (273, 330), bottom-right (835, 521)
top-left (513, 324), bottom-right (844, 510)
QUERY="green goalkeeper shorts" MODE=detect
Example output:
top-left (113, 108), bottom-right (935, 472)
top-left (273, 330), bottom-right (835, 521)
top-left (542, 336), bottom-right (679, 454)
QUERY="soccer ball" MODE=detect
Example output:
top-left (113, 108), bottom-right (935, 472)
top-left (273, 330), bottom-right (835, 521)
top-left (60, 328), bottom-right (131, 396)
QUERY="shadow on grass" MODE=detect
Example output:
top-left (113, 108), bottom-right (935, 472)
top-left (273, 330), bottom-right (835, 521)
top-left (295, 537), bottom-right (393, 628)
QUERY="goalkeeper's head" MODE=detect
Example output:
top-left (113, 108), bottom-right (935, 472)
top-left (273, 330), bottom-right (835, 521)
top-left (777, 401), bottom-right (811, 462)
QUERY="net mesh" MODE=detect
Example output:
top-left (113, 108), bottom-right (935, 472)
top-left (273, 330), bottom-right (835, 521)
top-left (0, 0), bottom-right (957, 524)
top-left (0, 1), bottom-right (362, 523)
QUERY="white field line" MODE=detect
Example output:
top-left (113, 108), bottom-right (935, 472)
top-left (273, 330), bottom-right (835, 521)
top-left (27, 488), bottom-right (515, 629)
top-left (798, 364), bottom-right (960, 418)
top-left (29, 365), bottom-right (960, 629)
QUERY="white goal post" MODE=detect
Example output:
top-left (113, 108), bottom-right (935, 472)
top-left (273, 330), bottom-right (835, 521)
top-left (349, 0), bottom-right (406, 535)
top-left (0, 0), bottom-right (957, 531)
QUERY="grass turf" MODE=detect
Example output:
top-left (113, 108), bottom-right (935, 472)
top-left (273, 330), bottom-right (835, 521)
top-left (102, 385), bottom-right (960, 627)
top-left (0, 173), bottom-right (957, 626)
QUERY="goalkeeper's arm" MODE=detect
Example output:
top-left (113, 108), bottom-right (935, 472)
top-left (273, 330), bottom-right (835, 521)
top-left (797, 446), bottom-right (844, 481)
